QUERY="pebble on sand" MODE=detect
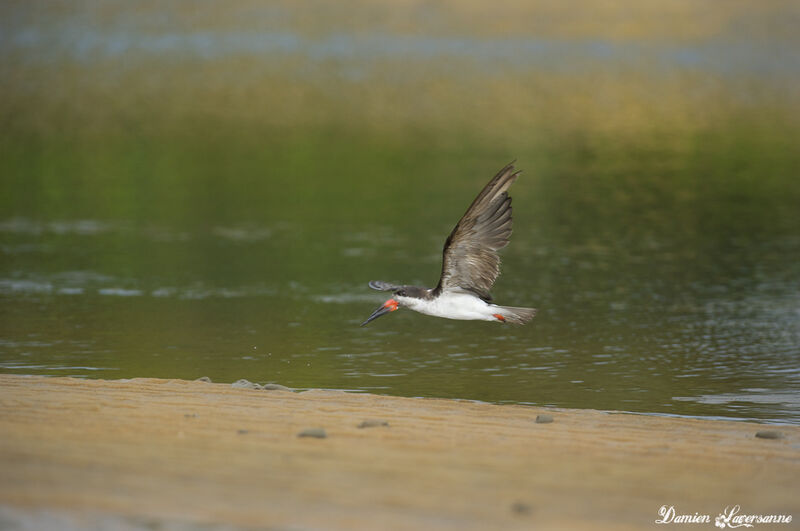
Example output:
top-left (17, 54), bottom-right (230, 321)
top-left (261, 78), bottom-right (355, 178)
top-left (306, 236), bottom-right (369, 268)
top-left (511, 501), bottom-right (533, 515)
top-left (535, 414), bottom-right (554, 424)
top-left (231, 379), bottom-right (262, 390)
top-left (262, 383), bottom-right (292, 392)
top-left (298, 428), bottom-right (327, 439)
top-left (358, 419), bottom-right (390, 428)
top-left (755, 430), bottom-right (784, 440)
top-left (194, 376), bottom-right (212, 383)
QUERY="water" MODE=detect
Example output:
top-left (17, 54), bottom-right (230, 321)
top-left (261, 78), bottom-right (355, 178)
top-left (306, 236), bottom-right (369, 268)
top-left (2, 1), bottom-right (799, 424)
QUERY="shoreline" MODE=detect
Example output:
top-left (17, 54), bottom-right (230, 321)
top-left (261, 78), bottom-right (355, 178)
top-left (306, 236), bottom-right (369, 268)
top-left (1, 374), bottom-right (798, 530)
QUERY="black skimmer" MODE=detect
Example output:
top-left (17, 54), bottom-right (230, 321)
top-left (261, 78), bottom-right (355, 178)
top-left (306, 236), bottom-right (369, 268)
top-left (362, 162), bottom-right (536, 326)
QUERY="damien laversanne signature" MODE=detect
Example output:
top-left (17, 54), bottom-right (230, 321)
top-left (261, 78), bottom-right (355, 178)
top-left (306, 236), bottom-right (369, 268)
top-left (656, 505), bottom-right (793, 528)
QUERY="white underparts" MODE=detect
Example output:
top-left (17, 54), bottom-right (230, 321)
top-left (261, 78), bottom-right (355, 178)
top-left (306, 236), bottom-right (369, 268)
top-left (396, 292), bottom-right (504, 322)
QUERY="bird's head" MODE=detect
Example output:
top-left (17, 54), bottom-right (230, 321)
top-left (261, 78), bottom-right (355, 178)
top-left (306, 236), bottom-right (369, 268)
top-left (360, 296), bottom-right (400, 326)
top-left (361, 283), bottom-right (427, 326)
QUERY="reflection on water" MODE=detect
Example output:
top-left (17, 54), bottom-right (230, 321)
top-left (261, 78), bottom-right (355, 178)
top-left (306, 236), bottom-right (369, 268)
top-left (1, 1), bottom-right (799, 424)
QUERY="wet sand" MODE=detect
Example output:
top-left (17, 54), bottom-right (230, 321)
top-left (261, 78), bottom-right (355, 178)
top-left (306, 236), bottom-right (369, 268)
top-left (0, 375), bottom-right (797, 530)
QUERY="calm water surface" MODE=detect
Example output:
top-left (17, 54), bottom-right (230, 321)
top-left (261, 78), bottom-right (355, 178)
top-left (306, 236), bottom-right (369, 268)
top-left (1, 2), bottom-right (799, 424)
top-left (2, 150), bottom-right (799, 424)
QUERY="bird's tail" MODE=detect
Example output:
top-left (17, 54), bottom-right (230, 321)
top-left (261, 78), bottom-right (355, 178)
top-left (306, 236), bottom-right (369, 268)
top-left (495, 305), bottom-right (537, 325)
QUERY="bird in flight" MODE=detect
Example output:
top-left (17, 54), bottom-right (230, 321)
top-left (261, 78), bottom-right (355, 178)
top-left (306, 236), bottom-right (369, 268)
top-left (362, 162), bottom-right (536, 326)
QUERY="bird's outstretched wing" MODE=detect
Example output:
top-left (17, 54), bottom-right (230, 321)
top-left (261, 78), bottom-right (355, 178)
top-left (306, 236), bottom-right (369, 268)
top-left (433, 162), bottom-right (520, 301)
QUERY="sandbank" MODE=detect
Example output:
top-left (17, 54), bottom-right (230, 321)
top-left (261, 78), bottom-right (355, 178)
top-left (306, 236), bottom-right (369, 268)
top-left (0, 375), bottom-right (797, 530)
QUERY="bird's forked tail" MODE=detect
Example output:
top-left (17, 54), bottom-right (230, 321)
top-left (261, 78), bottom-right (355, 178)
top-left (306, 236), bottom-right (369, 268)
top-left (495, 305), bottom-right (537, 325)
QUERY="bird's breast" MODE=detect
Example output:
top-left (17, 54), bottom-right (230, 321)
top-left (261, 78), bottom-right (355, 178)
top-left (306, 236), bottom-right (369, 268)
top-left (397, 292), bottom-right (498, 321)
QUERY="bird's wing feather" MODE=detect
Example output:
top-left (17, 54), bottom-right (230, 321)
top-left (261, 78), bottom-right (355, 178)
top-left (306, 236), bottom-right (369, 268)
top-left (433, 162), bottom-right (520, 300)
top-left (368, 280), bottom-right (401, 291)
